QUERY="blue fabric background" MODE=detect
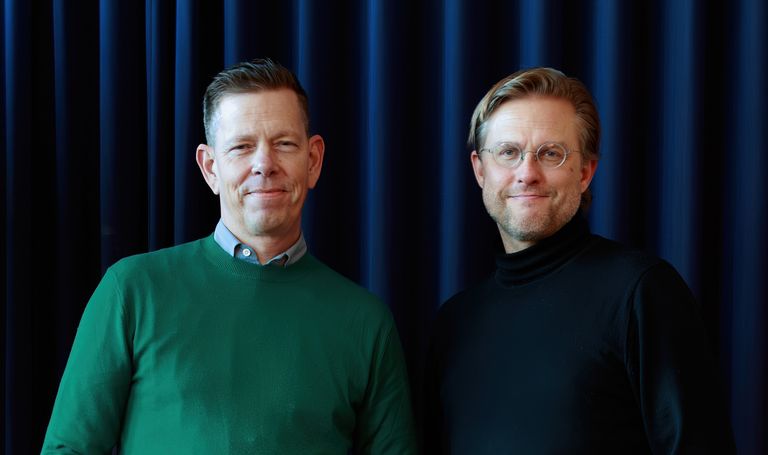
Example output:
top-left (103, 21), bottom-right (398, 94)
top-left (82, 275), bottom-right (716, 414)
top-left (3, 0), bottom-right (766, 453)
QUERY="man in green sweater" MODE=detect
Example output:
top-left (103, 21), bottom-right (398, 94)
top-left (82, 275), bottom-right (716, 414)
top-left (43, 59), bottom-right (416, 454)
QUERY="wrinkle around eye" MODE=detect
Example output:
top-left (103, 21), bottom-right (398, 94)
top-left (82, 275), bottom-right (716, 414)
top-left (224, 144), bottom-right (254, 156)
top-left (274, 141), bottom-right (300, 152)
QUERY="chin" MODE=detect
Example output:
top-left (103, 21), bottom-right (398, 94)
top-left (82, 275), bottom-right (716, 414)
top-left (505, 216), bottom-right (560, 242)
top-left (508, 227), bottom-right (549, 243)
top-left (243, 216), bottom-right (285, 236)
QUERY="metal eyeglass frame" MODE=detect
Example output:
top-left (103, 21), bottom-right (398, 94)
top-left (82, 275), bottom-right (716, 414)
top-left (479, 142), bottom-right (581, 169)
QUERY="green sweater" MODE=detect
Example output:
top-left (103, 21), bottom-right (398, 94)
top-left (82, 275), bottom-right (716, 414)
top-left (43, 236), bottom-right (416, 454)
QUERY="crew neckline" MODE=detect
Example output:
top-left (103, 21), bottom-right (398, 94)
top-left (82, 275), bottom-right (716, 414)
top-left (200, 234), bottom-right (316, 283)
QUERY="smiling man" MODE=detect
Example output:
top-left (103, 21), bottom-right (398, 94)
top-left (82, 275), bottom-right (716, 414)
top-left (424, 68), bottom-right (734, 454)
top-left (43, 59), bottom-right (416, 454)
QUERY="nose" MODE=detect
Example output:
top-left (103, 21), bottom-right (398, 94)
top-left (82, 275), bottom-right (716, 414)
top-left (250, 144), bottom-right (278, 177)
top-left (514, 151), bottom-right (543, 185)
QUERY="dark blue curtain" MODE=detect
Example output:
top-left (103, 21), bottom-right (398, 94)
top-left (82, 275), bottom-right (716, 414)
top-left (3, 0), bottom-right (766, 453)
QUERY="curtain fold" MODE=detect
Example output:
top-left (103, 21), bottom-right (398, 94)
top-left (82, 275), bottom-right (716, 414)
top-left (146, 0), bottom-right (176, 251)
top-left (658, 0), bottom-right (698, 289)
top-left (3, 1), bottom-right (766, 453)
top-left (589, 0), bottom-right (621, 239)
top-left (729, 1), bottom-right (767, 453)
top-left (4, 1), bottom-right (28, 451)
top-left (361, 0), bottom-right (387, 297)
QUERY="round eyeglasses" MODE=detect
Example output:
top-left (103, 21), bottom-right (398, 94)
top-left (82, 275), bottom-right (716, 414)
top-left (480, 142), bottom-right (580, 169)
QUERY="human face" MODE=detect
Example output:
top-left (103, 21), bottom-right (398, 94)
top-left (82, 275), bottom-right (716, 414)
top-left (196, 89), bottom-right (324, 245)
top-left (470, 96), bottom-right (597, 253)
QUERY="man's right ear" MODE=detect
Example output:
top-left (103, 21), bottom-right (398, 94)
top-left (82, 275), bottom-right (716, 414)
top-left (470, 150), bottom-right (485, 189)
top-left (196, 144), bottom-right (220, 195)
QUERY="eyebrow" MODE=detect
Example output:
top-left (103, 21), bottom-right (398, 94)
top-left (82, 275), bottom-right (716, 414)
top-left (270, 130), bottom-right (306, 142)
top-left (490, 140), bottom-right (568, 149)
top-left (225, 135), bottom-right (255, 145)
top-left (487, 141), bottom-right (522, 149)
top-left (224, 130), bottom-right (304, 148)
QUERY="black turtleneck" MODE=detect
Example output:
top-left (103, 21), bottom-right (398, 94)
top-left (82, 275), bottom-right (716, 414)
top-left (424, 215), bottom-right (734, 454)
top-left (494, 213), bottom-right (592, 286)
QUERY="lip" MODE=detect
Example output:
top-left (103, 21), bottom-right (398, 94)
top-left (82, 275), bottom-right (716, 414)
top-left (511, 194), bottom-right (547, 199)
top-left (244, 189), bottom-right (287, 198)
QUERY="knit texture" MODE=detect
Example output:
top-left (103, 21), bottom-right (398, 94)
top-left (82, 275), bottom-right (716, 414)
top-left (43, 235), bottom-right (416, 454)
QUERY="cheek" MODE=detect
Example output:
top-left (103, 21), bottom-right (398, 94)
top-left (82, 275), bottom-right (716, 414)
top-left (222, 167), bottom-right (248, 189)
top-left (482, 181), bottom-right (503, 208)
top-left (224, 179), bottom-right (242, 199)
top-left (482, 167), bottom-right (506, 188)
top-left (558, 166), bottom-right (584, 190)
top-left (489, 174), bottom-right (514, 196)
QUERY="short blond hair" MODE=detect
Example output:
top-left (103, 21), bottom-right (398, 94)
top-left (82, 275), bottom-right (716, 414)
top-left (468, 67), bottom-right (600, 161)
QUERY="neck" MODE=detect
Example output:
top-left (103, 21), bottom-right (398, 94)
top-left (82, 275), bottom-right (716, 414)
top-left (501, 235), bottom-right (537, 253)
top-left (494, 214), bottom-right (591, 286)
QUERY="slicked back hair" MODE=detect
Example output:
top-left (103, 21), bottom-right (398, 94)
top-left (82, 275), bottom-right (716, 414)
top-left (203, 58), bottom-right (309, 145)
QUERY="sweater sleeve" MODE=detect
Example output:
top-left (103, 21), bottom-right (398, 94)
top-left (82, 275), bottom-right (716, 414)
top-left (355, 315), bottom-right (418, 455)
top-left (42, 268), bottom-right (133, 454)
top-left (625, 261), bottom-right (735, 454)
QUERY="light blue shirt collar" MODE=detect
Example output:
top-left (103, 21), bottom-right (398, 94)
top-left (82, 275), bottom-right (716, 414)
top-left (213, 219), bottom-right (307, 267)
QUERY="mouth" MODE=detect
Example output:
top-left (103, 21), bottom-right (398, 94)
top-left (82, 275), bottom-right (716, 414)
top-left (244, 188), bottom-right (288, 199)
top-left (510, 194), bottom-right (547, 200)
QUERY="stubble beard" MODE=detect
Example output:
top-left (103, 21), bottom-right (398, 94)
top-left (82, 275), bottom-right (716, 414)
top-left (484, 187), bottom-right (582, 245)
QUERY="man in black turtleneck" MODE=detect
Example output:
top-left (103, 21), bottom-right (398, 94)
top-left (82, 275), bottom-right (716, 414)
top-left (424, 68), bottom-right (734, 454)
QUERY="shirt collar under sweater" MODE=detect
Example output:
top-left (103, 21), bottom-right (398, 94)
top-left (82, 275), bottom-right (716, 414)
top-left (213, 219), bottom-right (307, 267)
top-left (202, 234), bottom-right (316, 282)
top-left (495, 214), bottom-right (593, 287)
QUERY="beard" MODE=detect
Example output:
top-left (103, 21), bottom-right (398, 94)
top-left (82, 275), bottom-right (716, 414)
top-left (484, 184), bottom-right (582, 246)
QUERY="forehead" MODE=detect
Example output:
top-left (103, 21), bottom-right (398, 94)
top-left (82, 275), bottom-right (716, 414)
top-left (215, 89), bottom-right (304, 136)
top-left (484, 96), bottom-right (578, 146)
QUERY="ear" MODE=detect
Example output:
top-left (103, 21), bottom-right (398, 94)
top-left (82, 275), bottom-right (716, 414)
top-left (196, 144), bottom-right (220, 195)
top-left (307, 134), bottom-right (325, 189)
top-left (580, 159), bottom-right (598, 193)
top-left (470, 150), bottom-right (485, 188)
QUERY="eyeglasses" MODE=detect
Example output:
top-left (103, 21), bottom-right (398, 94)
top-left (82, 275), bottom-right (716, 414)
top-left (479, 142), bottom-right (580, 169)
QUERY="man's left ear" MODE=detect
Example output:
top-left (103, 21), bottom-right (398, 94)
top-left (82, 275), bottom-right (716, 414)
top-left (307, 134), bottom-right (325, 189)
top-left (580, 159), bottom-right (598, 192)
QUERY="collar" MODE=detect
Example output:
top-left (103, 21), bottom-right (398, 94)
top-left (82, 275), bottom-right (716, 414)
top-left (495, 213), bottom-right (593, 286)
top-left (213, 219), bottom-right (307, 267)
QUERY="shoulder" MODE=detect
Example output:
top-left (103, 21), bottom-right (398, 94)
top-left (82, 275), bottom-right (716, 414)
top-left (434, 277), bottom-right (495, 331)
top-left (573, 235), bottom-right (689, 291)
top-left (578, 236), bottom-right (695, 312)
top-left (107, 237), bottom-right (208, 282)
top-left (579, 235), bottom-right (664, 273)
top-left (303, 255), bottom-right (393, 317)
top-left (305, 256), bottom-right (378, 298)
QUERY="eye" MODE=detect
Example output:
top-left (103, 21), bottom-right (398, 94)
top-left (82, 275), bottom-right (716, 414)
top-left (275, 141), bottom-right (299, 152)
top-left (496, 145), bottom-right (521, 161)
top-left (539, 145), bottom-right (565, 163)
top-left (229, 144), bottom-right (251, 153)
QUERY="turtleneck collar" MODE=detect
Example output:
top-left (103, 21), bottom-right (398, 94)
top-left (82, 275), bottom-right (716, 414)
top-left (495, 214), bottom-right (593, 287)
